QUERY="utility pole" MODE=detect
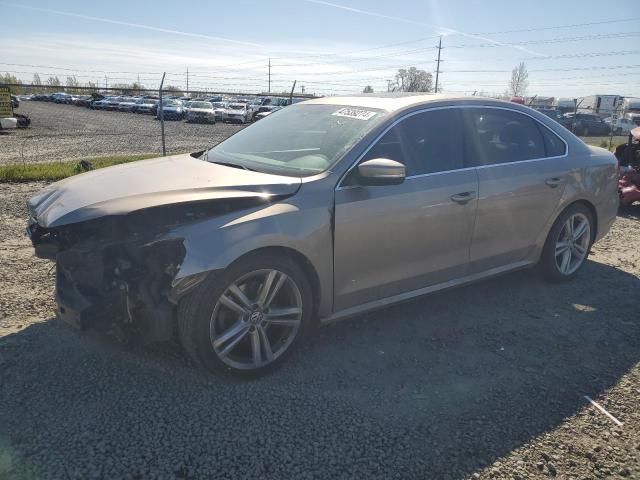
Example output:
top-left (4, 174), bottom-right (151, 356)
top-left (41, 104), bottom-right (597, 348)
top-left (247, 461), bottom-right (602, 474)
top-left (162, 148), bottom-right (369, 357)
top-left (434, 35), bottom-right (443, 93)
top-left (268, 58), bottom-right (271, 93)
top-left (104, 75), bottom-right (108, 90)
top-left (186, 67), bottom-right (189, 95)
top-left (289, 80), bottom-right (297, 105)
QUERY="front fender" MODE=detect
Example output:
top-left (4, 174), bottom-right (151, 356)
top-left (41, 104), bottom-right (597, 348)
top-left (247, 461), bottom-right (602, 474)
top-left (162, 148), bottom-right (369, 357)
top-left (166, 201), bottom-right (334, 315)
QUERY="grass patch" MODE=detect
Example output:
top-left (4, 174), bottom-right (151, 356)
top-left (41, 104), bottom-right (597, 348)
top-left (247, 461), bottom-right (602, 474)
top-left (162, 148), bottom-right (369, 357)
top-left (0, 154), bottom-right (158, 183)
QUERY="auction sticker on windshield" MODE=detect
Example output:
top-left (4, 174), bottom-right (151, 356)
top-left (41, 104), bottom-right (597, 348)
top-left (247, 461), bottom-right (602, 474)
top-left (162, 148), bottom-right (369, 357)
top-left (332, 107), bottom-right (377, 121)
top-left (0, 87), bottom-right (13, 118)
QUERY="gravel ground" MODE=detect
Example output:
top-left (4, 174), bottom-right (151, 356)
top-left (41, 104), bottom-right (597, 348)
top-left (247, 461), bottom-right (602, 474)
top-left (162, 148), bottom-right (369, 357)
top-left (1, 183), bottom-right (639, 480)
top-left (0, 102), bottom-right (245, 164)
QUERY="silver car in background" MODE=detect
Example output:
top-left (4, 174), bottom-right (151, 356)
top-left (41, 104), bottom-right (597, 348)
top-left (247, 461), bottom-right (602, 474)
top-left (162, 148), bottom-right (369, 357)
top-left (26, 94), bottom-right (619, 377)
top-left (185, 101), bottom-right (216, 124)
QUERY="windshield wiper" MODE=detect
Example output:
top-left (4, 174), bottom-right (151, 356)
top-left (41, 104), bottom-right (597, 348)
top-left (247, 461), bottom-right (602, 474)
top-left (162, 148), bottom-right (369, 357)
top-left (211, 160), bottom-right (256, 172)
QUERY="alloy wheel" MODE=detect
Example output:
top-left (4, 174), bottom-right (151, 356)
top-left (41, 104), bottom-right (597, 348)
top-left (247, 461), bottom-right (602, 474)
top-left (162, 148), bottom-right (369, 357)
top-left (209, 269), bottom-right (303, 370)
top-left (554, 213), bottom-right (590, 275)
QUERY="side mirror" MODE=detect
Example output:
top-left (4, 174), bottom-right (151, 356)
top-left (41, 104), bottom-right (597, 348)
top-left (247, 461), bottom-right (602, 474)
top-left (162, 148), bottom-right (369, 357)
top-left (357, 158), bottom-right (406, 186)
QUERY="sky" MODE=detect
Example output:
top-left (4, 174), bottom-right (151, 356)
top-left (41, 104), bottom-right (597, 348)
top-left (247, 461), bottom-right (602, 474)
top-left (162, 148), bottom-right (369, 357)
top-left (0, 0), bottom-right (639, 98)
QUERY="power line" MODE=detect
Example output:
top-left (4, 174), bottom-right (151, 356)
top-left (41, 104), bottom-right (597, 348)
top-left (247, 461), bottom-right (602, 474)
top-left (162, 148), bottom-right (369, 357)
top-left (471, 16), bottom-right (640, 35)
top-left (447, 31), bottom-right (640, 49)
top-left (524, 49), bottom-right (640, 61)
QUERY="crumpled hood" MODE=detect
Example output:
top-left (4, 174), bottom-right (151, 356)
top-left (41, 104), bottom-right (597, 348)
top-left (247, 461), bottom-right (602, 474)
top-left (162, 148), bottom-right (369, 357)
top-left (28, 153), bottom-right (301, 228)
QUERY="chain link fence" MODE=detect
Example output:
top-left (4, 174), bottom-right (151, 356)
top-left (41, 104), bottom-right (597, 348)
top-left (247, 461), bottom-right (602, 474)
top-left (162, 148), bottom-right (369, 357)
top-left (0, 84), bottom-right (311, 165)
top-left (1, 84), bottom-right (637, 165)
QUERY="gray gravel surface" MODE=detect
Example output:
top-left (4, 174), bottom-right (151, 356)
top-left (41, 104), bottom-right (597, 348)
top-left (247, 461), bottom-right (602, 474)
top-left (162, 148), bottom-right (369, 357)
top-left (0, 102), bottom-right (245, 164)
top-left (1, 183), bottom-right (639, 480)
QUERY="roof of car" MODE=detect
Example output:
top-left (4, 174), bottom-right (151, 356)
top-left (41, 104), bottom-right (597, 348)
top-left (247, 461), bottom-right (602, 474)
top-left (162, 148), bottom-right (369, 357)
top-left (301, 93), bottom-right (497, 112)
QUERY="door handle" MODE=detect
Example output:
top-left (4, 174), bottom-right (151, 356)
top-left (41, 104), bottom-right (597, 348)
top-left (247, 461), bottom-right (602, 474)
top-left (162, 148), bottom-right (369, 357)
top-left (545, 177), bottom-right (563, 188)
top-left (450, 191), bottom-right (476, 205)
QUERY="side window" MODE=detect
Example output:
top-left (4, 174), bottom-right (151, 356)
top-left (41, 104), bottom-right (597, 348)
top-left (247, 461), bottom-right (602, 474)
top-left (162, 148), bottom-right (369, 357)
top-left (360, 109), bottom-right (463, 177)
top-left (462, 108), bottom-right (545, 166)
top-left (537, 124), bottom-right (566, 157)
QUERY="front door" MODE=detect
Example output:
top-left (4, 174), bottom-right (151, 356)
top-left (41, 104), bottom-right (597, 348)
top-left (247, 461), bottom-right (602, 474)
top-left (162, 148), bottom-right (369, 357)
top-left (333, 108), bottom-right (478, 311)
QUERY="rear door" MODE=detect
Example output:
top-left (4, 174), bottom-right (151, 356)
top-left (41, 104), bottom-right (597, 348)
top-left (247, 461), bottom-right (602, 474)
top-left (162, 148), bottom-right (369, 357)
top-left (333, 108), bottom-right (478, 311)
top-left (461, 107), bottom-right (569, 273)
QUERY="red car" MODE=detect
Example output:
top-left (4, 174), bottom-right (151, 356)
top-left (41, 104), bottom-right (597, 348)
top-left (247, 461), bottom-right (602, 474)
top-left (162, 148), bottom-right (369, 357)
top-left (616, 126), bottom-right (640, 206)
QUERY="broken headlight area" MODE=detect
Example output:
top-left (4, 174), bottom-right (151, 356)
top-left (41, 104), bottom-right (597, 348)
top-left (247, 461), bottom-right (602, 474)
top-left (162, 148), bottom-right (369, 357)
top-left (29, 198), bottom-right (275, 344)
top-left (54, 235), bottom-right (185, 344)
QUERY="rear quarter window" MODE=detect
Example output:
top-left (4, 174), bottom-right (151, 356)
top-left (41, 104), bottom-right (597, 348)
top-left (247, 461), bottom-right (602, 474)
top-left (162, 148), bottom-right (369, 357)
top-left (536, 123), bottom-right (567, 157)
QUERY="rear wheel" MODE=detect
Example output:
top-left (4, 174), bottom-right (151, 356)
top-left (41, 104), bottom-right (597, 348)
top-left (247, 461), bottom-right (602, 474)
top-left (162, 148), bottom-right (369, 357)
top-left (178, 253), bottom-right (313, 377)
top-left (540, 204), bottom-right (593, 282)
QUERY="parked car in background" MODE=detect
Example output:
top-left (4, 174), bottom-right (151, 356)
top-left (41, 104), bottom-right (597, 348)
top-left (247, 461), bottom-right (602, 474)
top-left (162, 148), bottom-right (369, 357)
top-left (11, 95), bottom-right (19, 108)
top-left (52, 93), bottom-right (72, 104)
top-left (156, 99), bottom-right (185, 120)
top-left (534, 107), bottom-right (562, 123)
top-left (25, 95), bottom-right (619, 377)
top-left (560, 113), bottom-right (611, 136)
top-left (185, 101), bottom-right (216, 124)
top-left (103, 96), bottom-right (124, 111)
top-left (211, 101), bottom-right (228, 121)
top-left (117, 97), bottom-right (138, 112)
top-left (605, 117), bottom-right (637, 135)
top-left (254, 106), bottom-right (284, 120)
top-left (72, 95), bottom-right (93, 107)
top-left (132, 98), bottom-right (158, 114)
top-left (224, 103), bottom-right (251, 123)
top-left (92, 96), bottom-right (114, 110)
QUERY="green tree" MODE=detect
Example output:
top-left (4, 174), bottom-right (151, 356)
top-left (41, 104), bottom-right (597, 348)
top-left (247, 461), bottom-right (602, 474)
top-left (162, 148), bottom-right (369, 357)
top-left (363, 85), bottom-right (374, 93)
top-left (395, 67), bottom-right (433, 93)
top-left (0, 73), bottom-right (24, 93)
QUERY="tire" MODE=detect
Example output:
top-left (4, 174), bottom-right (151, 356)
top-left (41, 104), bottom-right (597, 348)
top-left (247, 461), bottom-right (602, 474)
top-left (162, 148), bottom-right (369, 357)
top-left (178, 252), bottom-right (314, 378)
top-left (540, 204), bottom-right (593, 282)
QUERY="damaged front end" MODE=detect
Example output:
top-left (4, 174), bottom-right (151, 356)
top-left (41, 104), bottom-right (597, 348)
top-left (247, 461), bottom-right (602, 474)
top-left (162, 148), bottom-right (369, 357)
top-left (27, 197), bottom-right (277, 344)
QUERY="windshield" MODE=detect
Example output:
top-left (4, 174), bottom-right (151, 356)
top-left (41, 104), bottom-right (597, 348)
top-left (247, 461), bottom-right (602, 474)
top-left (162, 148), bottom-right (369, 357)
top-left (206, 104), bottom-right (386, 177)
top-left (228, 104), bottom-right (246, 110)
top-left (190, 102), bottom-right (212, 109)
top-left (212, 102), bottom-right (226, 108)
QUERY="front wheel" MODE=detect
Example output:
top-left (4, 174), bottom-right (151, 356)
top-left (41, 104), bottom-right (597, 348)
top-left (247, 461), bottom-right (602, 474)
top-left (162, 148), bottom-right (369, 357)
top-left (178, 253), bottom-right (314, 377)
top-left (540, 204), bottom-right (593, 282)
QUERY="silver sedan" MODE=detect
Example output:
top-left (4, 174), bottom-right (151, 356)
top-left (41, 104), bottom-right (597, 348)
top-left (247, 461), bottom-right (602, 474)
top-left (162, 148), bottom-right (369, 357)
top-left (26, 95), bottom-right (619, 377)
